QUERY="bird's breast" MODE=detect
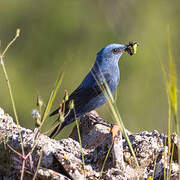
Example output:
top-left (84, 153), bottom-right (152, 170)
top-left (106, 67), bottom-right (120, 93)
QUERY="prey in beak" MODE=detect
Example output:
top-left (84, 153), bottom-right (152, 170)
top-left (125, 41), bottom-right (139, 56)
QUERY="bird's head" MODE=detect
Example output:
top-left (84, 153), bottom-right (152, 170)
top-left (96, 44), bottom-right (127, 64)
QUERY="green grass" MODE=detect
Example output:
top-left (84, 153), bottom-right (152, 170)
top-left (160, 30), bottom-right (179, 179)
top-left (0, 30), bottom-right (64, 179)
top-left (0, 29), bottom-right (26, 180)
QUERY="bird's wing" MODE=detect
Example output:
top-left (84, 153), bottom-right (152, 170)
top-left (49, 73), bottom-right (111, 117)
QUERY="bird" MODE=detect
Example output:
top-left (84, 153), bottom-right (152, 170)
top-left (49, 42), bottom-right (137, 138)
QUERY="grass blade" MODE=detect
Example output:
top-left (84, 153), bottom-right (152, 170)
top-left (40, 72), bottom-right (64, 129)
top-left (73, 109), bottom-right (85, 176)
top-left (160, 29), bottom-right (179, 179)
top-left (168, 38), bottom-right (178, 134)
top-left (92, 70), bottom-right (139, 167)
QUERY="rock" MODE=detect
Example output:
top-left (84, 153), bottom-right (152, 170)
top-left (0, 107), bottom-right (179, 179)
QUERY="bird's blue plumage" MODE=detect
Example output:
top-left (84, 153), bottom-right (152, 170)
top-left (49, 43), bottom-right (127, 138)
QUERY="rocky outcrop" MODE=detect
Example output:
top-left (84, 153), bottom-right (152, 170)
top-left (0, 107), bottom-right (179, 179)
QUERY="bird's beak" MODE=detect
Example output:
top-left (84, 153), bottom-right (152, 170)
top-left (118, 45), bottom-right (128, 54)
top-left (125, 42), bottom-right (139, 56)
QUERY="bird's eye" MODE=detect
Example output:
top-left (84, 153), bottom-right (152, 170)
top-left (112, 48), bottom-right (119, 54)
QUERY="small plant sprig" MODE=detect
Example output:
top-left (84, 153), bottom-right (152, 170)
top-left (0, 29), bottom-right (20, 126)
top-left (0, 29), bottom-right (64, 179)
top-left (43, 90), bottom-right (86, 175)
top-left (45, 89), bottom-right (72, 138)
top-left (31, 72), bottom-right (64, 179)
top-left (160, 30), bottom-right (179, 179)
top-left (37, 95), bottom-right (44, 115)
top-left (73, 105), bottom-right (86, 176)
top-left (40, 73), bottom-right (64, 129)
top-left (0, 29), bottom-right (27, 180)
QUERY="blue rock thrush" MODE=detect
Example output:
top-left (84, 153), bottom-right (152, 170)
top-left (49, 42), bottom-right (137, 138)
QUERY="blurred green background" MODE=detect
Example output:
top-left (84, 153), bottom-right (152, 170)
top-left (0, 0), bottom-right (180, 137)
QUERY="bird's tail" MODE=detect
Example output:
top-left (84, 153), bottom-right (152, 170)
top-left (49, 108), bottom-right (59, 117)
top-left (49, 122), bottom-right (65, 138)
top-left (49, 109), bottom-right (74, 138)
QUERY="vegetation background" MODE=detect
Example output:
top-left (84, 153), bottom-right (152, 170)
top-left (0, 0), bottom-right (180, 137)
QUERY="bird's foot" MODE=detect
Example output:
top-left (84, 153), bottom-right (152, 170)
top-left (87, 111), bottom-right (111, 128)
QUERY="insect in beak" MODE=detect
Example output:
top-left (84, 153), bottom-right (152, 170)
top-left (125, 42), bottom-right (139, 56)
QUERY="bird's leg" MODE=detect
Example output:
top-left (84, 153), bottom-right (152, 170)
top-left (86, 111), bottom-right (111, 128)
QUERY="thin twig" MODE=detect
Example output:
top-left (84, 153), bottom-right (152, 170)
top-left (7, 144), bottom-right (24, 159)
top-left (32, 149), bottom-right (43, 180)
top-left (0, 29), bottom-right (26, 179)
top-left (99, 142), bottom-right (113, 179)
top-left (74, 108), bottom-right (85, 176)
